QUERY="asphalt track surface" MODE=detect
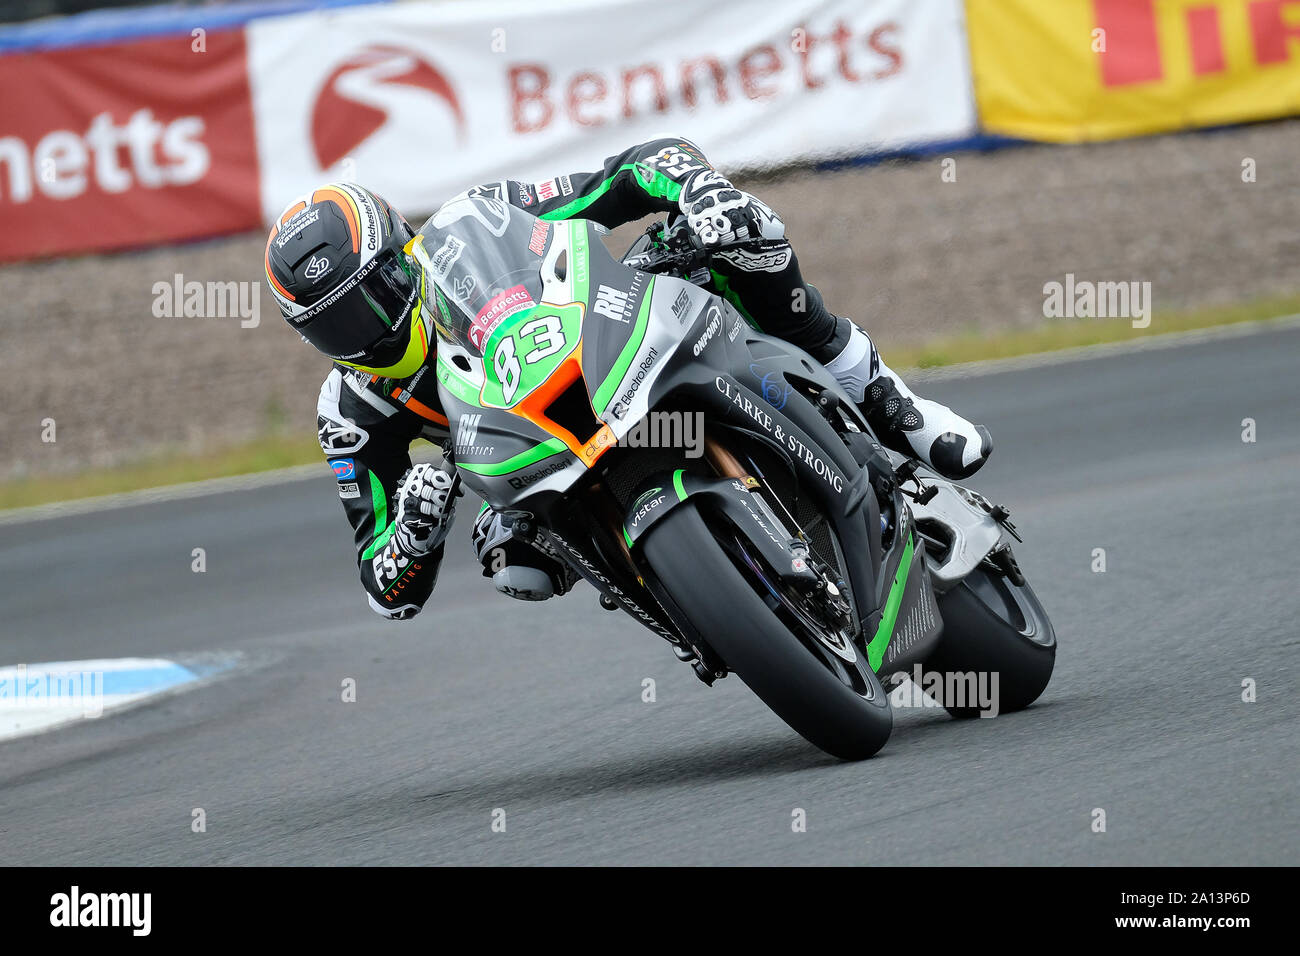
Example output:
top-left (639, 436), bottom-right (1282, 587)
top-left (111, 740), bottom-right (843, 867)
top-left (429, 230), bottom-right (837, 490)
top-left (2, 324), bottom-right (1297, 866)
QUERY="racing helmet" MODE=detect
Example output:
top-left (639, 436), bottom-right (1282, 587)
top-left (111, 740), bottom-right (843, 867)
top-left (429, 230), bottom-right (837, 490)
top-left (265, 183), bottom-right (429, 378)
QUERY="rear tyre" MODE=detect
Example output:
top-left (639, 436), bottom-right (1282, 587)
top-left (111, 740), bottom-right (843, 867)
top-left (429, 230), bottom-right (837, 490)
top-left (924, 564), bottom-right (1056, 719)
top-left (641, 502), bottom-right (892, 760)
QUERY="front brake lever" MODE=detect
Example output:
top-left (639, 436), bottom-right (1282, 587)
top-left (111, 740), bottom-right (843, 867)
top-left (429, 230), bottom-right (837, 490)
top-left (989, 504), bottom-right (1023, 542)
top-left (893, 459), bottom-right (938, 504)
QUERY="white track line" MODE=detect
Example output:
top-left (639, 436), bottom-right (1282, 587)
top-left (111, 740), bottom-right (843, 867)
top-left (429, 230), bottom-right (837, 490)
top-left (0, 657), bottom-right (200, 742)
top-left (907, 313), bottom-right (1300, 383)
top-left (3, 314), bottom-right (1297, 527)
top-left (0, 464), bottom-right (323, 527)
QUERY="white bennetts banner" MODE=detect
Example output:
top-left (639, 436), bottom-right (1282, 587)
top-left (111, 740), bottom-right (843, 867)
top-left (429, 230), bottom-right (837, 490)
top-left (248, 0), bottom-right (974, 221)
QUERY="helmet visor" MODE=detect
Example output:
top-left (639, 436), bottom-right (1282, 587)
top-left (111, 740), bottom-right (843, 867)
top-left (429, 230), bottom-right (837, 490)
top-left (293, 252), bottom-right (418, 364)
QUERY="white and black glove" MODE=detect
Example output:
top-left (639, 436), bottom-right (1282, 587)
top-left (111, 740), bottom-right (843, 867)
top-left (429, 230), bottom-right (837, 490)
top-left (394, 461), bottom-right (461, 556)
top-left (678, 169), bottom-right (785, 247)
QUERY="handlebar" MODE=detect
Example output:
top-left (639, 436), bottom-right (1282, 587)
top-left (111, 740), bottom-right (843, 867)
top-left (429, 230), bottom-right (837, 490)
top-left (623, 219), bottom-right (782, 280)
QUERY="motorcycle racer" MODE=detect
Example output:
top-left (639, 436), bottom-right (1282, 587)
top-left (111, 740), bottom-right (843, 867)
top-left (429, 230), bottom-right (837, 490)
top-left (265, 138), bottom-right (991, 620)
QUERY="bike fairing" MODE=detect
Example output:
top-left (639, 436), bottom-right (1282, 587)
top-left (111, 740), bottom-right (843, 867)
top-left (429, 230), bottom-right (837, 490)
top-left (424, 217), bottom-right (936, 692)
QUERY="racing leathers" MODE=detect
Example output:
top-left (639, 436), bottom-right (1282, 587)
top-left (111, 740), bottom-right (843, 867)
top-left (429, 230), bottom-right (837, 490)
top-left (316, 137), bottom-right (984, 621)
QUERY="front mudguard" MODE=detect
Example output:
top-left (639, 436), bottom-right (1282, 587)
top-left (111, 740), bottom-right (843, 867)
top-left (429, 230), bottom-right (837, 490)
top-left (623, 471), bottom-right (823, 594)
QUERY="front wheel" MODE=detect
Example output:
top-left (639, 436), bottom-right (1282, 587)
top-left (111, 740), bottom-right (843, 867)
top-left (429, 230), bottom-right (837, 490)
top-left (923, 561), bottom-right (1056, 719)
top-left (641, 502), bottom-right (892, 760)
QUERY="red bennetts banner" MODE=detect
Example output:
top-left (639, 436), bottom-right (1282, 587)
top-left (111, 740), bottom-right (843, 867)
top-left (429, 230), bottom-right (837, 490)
top-left (0, 31), bottom-right (260, 261)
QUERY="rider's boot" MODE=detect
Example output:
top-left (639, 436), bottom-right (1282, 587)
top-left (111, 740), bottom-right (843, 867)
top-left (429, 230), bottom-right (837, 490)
top-left (471, 505), bottom-right (576, 601)
top-left (824, 320), bottom-right (992, 481)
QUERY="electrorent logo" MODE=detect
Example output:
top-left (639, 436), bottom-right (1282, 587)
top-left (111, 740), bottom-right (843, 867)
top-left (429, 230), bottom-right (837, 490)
top-left (0, 109), bottom-right (209, 204)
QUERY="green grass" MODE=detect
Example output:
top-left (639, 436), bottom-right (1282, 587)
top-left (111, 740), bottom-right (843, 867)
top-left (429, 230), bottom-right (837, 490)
top-left (0, 433), bottom-right (326, 511)
top-left (3, 295), bottom-right (1297, 512)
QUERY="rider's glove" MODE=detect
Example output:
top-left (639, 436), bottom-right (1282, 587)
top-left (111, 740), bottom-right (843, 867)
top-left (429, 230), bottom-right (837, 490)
top-left (678, 169), bottom-right (785, 247)
top-left (394, 461), bottom-right (461, 556)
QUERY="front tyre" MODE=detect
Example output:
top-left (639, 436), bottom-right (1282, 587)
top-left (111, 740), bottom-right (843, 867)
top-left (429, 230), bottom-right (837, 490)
top-left (923, 563), bottom-right (1056, 719)
top-left (641, 502), bottom-right (892, 760)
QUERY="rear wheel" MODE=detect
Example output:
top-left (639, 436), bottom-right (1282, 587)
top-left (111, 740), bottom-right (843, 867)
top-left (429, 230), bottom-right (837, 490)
top-left (923, 560), bottom-right (1056, 718)
top-left (641, 501), bottom-right (892, 760)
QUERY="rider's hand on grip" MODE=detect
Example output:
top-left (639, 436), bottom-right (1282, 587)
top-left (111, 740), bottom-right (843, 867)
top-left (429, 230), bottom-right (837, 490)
top-left (678, 169), bottom-right (785, 247)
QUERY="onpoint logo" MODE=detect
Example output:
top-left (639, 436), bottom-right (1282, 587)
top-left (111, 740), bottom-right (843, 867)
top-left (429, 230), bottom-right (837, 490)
top-left (311, 46), bottom-right (466, 172)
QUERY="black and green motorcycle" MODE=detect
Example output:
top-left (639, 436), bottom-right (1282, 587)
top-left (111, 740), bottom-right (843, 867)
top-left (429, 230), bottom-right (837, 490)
top-left (410, 191), bottom-right (1055, 760)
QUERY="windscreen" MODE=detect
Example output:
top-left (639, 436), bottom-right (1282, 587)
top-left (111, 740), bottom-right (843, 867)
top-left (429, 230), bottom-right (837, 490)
top-left (409, 189), bottom-right (547, 356)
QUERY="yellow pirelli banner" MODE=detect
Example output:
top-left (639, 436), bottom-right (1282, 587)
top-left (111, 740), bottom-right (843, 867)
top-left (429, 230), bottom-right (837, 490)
top-left (966, 0), bottom-right (1300, 141)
